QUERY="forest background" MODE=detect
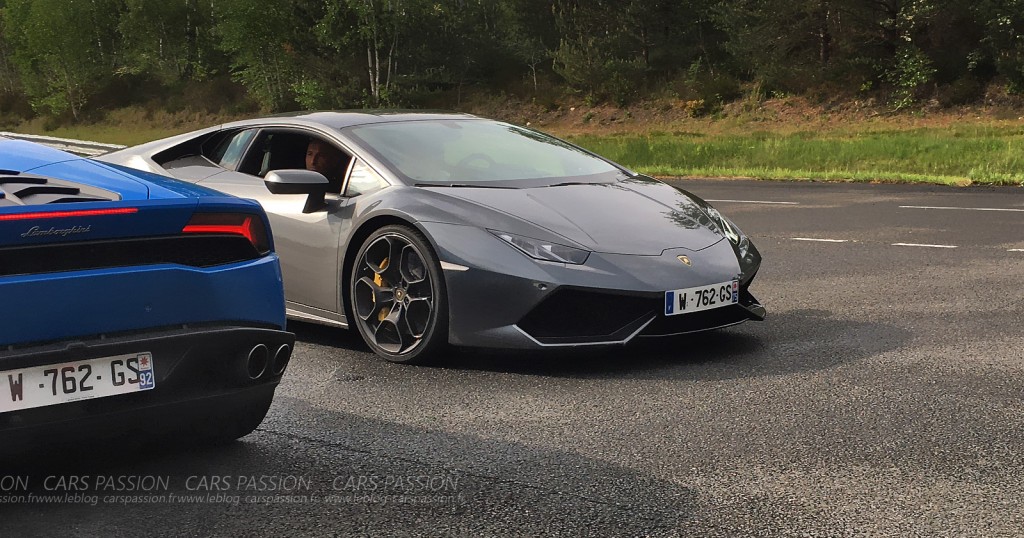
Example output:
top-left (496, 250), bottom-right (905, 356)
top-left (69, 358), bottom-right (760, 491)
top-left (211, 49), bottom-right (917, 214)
top-left (4, 0), bottom-right (1024, 185)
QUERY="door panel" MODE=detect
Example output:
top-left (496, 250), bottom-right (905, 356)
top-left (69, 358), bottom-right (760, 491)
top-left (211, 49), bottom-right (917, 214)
top-left (197, 170), bottom-right (346, 314)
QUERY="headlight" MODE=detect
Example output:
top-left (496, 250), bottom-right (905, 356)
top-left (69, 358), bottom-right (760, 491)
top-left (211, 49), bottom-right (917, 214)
top-left (490, 230), bottom-right (590, 265)
top-left (704, 205), bottom-right (752, 258)
top-left (704, 206), bottom-right (741, 244)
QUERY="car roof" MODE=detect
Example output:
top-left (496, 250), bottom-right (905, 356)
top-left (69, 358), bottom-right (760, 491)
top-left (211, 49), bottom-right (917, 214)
top-left (252, 110), bottom-right (483, 130)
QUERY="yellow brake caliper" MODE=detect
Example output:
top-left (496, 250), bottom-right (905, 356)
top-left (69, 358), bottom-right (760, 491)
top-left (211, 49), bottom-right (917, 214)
top-left (374, 258), bottom-right (389, 323)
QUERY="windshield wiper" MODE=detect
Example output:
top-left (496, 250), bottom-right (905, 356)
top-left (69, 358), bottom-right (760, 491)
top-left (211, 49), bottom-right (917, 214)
top-left (547, 179), bottom-right (624, 187)
top-left (545, 181), bottom-right (594, 187)
top-left (414, 182), bottom-right (516, 189)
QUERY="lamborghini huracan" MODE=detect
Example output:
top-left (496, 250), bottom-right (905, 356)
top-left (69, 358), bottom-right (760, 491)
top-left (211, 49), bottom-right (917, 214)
top-left (97, 111), bottom-right (765, 363)
top-left (1, 137), bottom-right (293, 450)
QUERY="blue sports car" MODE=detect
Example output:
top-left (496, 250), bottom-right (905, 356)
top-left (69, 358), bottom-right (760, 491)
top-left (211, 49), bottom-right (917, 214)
top-left (0, 137), bottom-right (294, 450)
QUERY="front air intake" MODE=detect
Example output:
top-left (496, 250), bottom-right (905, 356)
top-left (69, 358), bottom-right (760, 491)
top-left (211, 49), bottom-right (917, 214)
top-left (516, 288), bottom-right (657, 340)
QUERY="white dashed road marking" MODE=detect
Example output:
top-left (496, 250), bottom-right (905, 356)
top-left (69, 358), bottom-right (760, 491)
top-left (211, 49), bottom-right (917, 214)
top-left (892, 243), bottom-right (959, 249)
top-left (791, 238), bottom-right (850, 243)
top-left (705, 199), bottom-right (799, 205)
top-left (788, 240), bottom-right (1018, 251)
top-left (899, 205), bottom-right (1024, 213)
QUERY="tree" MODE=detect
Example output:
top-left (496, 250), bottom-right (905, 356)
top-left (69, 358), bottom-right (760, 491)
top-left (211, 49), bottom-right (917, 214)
top-left (410, 0), bottom-right (520, 104)
top-left (854, 0), bottom-right (939, 108)
top-left (499, 0), bottom-right (558, 93)
top-left (716, 0), bottom-right (836, 91)
top-left (119, 0), bottom-right (222, 82)
top-left (550, 0), bottom-right (653, 104)
top-left (973, 0), bottom-right (1024, 92)
top-left (2, 0), bottom-right (122, 118)
top-left (0, 14), bottom-right (21, 97)
top-left (315, 0), bottom-right (408, 106)
top-left (550, 0), bottom-right (726, 104)
top-left (214, 0), bottom-right (319, 110)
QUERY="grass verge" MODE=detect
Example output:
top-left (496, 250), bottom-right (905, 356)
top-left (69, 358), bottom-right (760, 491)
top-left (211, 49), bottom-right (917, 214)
top-left (563, 125), bottom-right (1024, 186)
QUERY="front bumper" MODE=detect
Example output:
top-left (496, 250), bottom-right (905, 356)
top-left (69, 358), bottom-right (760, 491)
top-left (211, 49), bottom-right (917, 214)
top-left (421, 222), bottom-right (765, 349)
top-left (0, 325), bottom-right (294, 451)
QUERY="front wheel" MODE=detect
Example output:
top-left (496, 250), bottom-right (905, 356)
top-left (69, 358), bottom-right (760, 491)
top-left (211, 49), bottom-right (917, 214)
top-left (349, 225), bottom-right (448, 364)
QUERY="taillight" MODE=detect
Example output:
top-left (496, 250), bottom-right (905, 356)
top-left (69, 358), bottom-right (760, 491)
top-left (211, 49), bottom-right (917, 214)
top-left (182, 213), bottom-right (270, 254)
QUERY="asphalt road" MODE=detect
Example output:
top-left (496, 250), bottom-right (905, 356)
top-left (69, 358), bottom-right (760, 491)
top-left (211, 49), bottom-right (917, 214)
top-left (3, 179), bottom-right (1023, 537)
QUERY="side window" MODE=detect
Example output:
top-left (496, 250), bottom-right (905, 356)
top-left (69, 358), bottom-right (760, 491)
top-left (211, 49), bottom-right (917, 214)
top-left (237, 130), bottom-right (354, 194)
top-left (344, 160), bottom-right (389, 197)
top-left (206, 130), bottom-right (256, 170)
top-left (238, 131), bottom-right (312, 178)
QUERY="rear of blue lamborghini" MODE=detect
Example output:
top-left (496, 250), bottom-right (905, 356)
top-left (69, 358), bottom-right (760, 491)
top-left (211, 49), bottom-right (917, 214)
top-left (0, 139), bottom-right (293, 452)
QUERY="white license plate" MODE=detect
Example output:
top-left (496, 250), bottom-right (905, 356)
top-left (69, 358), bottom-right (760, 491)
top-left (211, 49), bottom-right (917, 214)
top-left (664, 280), bottom-right (739, 316)
top-left (1, 352), bottom-right (155, 413)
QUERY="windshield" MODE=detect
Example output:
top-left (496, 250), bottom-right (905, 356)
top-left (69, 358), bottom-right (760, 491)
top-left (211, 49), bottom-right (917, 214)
top-left (344, 119), bottom-right (627, 187)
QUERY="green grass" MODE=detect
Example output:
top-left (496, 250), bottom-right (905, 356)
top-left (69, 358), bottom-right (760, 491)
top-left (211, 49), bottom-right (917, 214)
top-left (565, 126), bottom-right (1024, 186)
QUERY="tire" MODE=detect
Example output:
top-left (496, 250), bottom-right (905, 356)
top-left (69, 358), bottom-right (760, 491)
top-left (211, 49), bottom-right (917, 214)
top-left (349, 224), bottom-right (449, 364)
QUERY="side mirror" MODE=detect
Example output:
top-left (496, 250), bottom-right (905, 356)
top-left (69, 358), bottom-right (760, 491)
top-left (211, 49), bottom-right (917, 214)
top-left (264, 169), bottom-right (331, 213)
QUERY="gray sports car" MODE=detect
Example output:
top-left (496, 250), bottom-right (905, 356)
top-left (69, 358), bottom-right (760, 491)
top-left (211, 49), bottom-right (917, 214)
top-left (97, 111), bottom-right (765, 363)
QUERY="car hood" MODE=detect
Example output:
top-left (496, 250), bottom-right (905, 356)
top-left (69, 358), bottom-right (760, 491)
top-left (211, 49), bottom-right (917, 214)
top-left (421, 177), bottom-right (725, 255)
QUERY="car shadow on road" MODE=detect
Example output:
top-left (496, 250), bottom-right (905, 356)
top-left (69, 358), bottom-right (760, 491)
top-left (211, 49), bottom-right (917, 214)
top-left (1, 399), bottom-right (700, 537)
top-left (285, 309), bottom-right (911, 382)
top-left (436, 309), bottom-right (911, 381)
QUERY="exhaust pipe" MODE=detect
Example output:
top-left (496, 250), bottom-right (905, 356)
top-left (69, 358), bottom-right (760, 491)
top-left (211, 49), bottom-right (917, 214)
top-left (246, 344), bottom-right (269, 380)
top-left (272, 344), bottom-right (292, 376)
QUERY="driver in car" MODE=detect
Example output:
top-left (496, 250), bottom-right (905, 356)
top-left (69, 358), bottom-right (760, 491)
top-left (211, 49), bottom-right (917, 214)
top-left (305, 138), bottom-right (346, 192)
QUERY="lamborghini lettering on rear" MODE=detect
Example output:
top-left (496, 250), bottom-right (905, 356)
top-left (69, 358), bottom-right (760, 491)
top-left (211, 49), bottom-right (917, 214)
top-left (20, 225), bottom-right (92, 238)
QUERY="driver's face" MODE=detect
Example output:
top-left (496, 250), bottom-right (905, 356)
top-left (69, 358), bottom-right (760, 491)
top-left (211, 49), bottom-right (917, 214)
top-left (306, 140), bottom-right (342, 177)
